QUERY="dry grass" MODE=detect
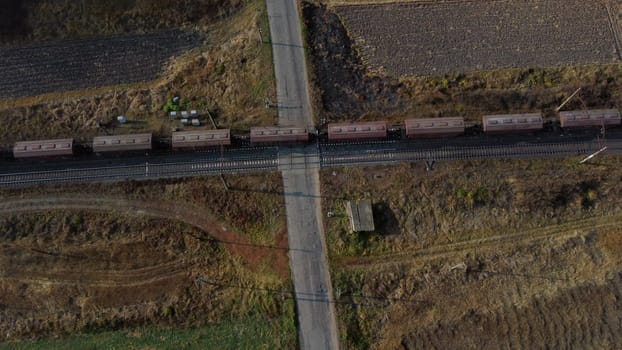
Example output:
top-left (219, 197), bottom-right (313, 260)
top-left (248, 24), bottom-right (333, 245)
top-left (321, 157), bottom-right (622, 257)
top-left (0, 210), bottom-right (290, 341)
top-left (332, 225), bottom-right (622, 349)
top-left (0, 0), bottom-right (276, 144)
top-left (321, 157), bottom-right (622, 349)
top-left (0, 173), bottom-right (291, 342)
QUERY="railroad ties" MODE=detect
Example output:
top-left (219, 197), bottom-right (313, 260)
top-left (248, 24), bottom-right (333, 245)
top-left (319, 138), bottom-right (616, 167)
top-left (2, 138), bottom-right (621, 188)
top-left (0, 151), bottom-right (279, 188)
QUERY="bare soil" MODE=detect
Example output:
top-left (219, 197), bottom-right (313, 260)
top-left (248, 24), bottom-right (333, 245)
top-left (0, 174), bottom-right (290, 341)
top-left (303, 2), bottom-right (622, 124)
top-left (0, 0), bottom-right (243, 45)
top-left (0, 30), bottom-right (204, 99)
top-left (335, 0), bottom-right (619, 76)
top-left (321, 157), bottom-right (622, 348)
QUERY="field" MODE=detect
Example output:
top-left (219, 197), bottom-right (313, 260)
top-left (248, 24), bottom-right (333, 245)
top-left (0, 0), bottom-right (277, 145)
top-left (335, 0), bottom-right (619, 77)
top-left (303, 2), bottom-right (622, 124)
top-left (2, 313), bottom-right (297, 350)
top-left (0, 0), bottom-right (244, 45)
top-left (0, 30), bottom-right (203, 99)
top-left (320, 157), bottom-right (622, 348)
top-left (2, 313), bottom-right (296, 350)
top-left (0, 174), bottom-right (293, 343)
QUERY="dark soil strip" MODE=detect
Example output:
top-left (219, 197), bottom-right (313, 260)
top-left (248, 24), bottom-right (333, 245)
top-left (0, 30), bottom-right (204, 99)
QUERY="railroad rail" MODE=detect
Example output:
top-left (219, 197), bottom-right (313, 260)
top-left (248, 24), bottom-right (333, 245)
top-left (1, 135), bottom-right (621, 188)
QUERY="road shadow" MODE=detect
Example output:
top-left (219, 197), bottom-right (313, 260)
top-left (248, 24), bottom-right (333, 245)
top-left (186, 231), bottom-right (313, 253)
top-left (228, 185), bottom-right (347, 200)
top-left (196, 277), bottom-right (428, 308)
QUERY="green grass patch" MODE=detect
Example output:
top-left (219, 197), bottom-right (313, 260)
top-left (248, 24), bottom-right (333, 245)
top-left (3, 309), bottom-right (298, 350)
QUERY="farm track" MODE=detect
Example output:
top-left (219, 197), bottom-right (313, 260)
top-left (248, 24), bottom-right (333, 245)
top-left (338, 213), bottom-right (622, 269)
top-left (335, 0), bottom-right (619, 76)
top-left (0, 30), bottom-right (203, 99)
top-left (0, 195), bottom-right (289, 271)
top-left (1, 258), bottom-right (193, 287)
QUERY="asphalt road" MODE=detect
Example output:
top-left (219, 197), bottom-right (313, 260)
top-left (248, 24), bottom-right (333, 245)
top-left (266, 0), bottom-right (340, 347)
top-left (266, 0), bottom-right (313, 127)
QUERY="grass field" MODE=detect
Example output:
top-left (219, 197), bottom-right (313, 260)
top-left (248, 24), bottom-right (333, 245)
top-left (2, 308), bottom-right (297, 350)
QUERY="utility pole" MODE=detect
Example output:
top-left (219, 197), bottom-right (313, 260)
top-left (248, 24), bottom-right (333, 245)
top-left (555, 87), bottom-right (582, 112)
top-left (579, 146), bottom-right (607, 164)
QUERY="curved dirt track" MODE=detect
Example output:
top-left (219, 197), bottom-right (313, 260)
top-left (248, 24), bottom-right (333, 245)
top-left (0, 195), bottom-right (289, 277)
top-left (340, 213), bottom-right (622, 268)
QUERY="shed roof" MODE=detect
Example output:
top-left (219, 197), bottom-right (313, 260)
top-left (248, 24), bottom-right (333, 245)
top-left (345, 200), bottom-right (375, 232)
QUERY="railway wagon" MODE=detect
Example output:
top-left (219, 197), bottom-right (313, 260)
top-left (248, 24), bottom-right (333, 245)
top-left (327, 121), bottom-right (387, 141)
top-left (92, 133), bottom-right (152, 153)
top-left (482, 113), bottom-right (543, 133)
top-left (559, 109), bottom-right (621, 128)
top-left (171, 129), bottom-right (231, 149)
top-left (13, 138), bottom-right (74, 158)
top-left (404, 117), bottom-right (464, 138)
top-left (250, 126), bottom-right (309, 144)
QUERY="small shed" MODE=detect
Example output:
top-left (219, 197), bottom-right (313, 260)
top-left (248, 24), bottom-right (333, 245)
top-left (345, 200), bottom-right (375, 232)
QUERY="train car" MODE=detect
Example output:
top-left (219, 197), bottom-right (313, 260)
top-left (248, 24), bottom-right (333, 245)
top-left (559, 109), bottom-right (621, 128)
top-left (13, 138), bottom-right (74, 159)
top-left (250, 126), bottom-right (309, 144)
top-left (482, 113), bottom-right (543, 134)
top-left (327, 121), bottom-right (387, 141)
top-left (404, 117), bottom-right (464, 138)
top-left (172, 129), bottom-right (231, 149)
top-left (92, 133), bottom-right (152, 153)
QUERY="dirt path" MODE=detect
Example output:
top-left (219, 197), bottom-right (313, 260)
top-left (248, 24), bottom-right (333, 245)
top-left (0, 195), bottom-right (290, 279)
top-left (339, 213), bottom-right (622, 268)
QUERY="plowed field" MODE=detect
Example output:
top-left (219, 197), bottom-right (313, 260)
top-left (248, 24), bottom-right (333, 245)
top-left (0, 30), bottom-right (202, 99)
top-left (335, 0), bottom-right (620, 76)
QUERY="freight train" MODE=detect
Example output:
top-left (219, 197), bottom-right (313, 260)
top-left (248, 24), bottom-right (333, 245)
top-left (7, 109), bottom-right (621, 159)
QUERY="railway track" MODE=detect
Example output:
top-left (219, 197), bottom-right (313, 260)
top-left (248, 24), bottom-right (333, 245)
top-left (0, 156), bottom-right (279, 188)
top-left (1, 135), bottom-right (620, 188)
